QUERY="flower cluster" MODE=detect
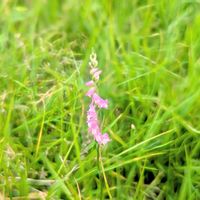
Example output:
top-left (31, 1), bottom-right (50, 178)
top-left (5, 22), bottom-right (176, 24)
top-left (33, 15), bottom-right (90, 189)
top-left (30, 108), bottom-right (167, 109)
top-left (85, 52), bottom-right (110, 145)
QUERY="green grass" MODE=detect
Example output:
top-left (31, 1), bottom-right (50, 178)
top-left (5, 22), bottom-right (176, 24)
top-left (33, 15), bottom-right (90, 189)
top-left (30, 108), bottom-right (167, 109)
top-left (1, 0), bottom-right (200, 199)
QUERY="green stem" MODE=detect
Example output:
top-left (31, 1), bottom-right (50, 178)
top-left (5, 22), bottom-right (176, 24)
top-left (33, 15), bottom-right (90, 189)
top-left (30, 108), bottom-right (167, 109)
top-left (97, 143), bottom-right (103, 200)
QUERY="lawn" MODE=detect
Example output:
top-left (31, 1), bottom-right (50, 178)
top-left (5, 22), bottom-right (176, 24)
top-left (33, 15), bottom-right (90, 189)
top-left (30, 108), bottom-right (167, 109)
top-left (1, 0), bottom-right (200, 199)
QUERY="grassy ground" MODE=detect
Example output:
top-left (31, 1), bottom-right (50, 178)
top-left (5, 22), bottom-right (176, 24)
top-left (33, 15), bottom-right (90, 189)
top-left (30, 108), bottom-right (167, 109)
top-left (1, 0), bottom-right (200, 199)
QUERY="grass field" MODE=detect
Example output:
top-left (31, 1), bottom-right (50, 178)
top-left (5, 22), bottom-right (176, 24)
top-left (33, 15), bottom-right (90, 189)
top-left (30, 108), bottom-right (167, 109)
top-left (1, 0), bottom-right (200, 199)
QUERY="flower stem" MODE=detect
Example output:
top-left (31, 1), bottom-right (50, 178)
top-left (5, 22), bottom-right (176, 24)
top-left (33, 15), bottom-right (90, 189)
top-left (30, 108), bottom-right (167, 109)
top-left (97, 143), bottom-right (103, 199)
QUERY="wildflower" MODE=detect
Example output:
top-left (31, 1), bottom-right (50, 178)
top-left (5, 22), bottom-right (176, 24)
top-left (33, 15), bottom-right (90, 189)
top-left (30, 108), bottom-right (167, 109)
top-left (85, 52), bottom-right (110, 145)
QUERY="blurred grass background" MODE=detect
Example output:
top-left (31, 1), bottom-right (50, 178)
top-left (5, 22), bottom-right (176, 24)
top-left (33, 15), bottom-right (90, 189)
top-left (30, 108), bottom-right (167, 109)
top-left (1, 0), bottom-right (200, 199)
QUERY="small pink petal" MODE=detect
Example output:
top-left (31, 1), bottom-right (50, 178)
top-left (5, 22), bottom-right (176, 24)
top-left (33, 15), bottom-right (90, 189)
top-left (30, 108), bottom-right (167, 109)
top-left (93, 70), bottom-right (102, 80)
top-left (86, 88), bottom-right (95, 97)
top-left (90, 68), bottom-right (98, 75)
top-left (94, 132), bottom-right (110, 145)
top-left (92, 94), bottom-right (108, 108)
top-left (101, 133), bottom-right (110, 145)
top-left (94, 132), bottom-right (102, 143)
top-left (85, 80), bottom-right (94, 87)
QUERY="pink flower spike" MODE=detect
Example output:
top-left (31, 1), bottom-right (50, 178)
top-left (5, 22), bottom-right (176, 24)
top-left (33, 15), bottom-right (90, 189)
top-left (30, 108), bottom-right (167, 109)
top-left (85, 80), bottom-right (94, 87)
top-left (86, 87), bottom-right (96, 97)
top-left (85, 52), bottom-right (110, 145)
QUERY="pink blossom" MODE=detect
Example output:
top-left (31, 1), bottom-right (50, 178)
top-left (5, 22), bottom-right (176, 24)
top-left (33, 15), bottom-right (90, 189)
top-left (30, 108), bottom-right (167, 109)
top-left (85, 52), bottom-right (110, 145)
top-left (101, 133), bottom-right (110, 144)
top-left (90, 67), bottom-right (102, 80)
top-left (93, 70), bottom-right (102, 80)
top-left (87, 103), bottom-right (100, 135)
top-left (92, 93), bottom-right (108, 108)
top-left (86, 87), bottom-right (96, 97)
top-left (86, 101), bottom-right (110, 145)
top-left (94, 132), bottom-right (110, 145)
top-left (90, 68), bottom-right (98, 75)
top-left (85, 80), bottom-right (94, 87)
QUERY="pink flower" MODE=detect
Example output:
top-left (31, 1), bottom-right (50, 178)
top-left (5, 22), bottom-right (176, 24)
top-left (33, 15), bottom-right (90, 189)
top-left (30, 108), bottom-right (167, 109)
top-left (94, 132), bottom-right (110, 145)
top-left (85, 80), bottom-right (94, 87)
top-left (101, 133), bottom-right (110, 145)
top-left (85, 52), bottom-right (110, 145)
top-left (90, 68), bottom-right (102, 80)
top-left (90, 68), bottom-right (98, 75)
top-left (93, 70), bottom-right (102, 80)
top-left (92, 93), bottom-right (108, 108)
top-left (86, 87), bottom-right (96, 97)
top-left (87, 103), bottom-right (100, 135)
